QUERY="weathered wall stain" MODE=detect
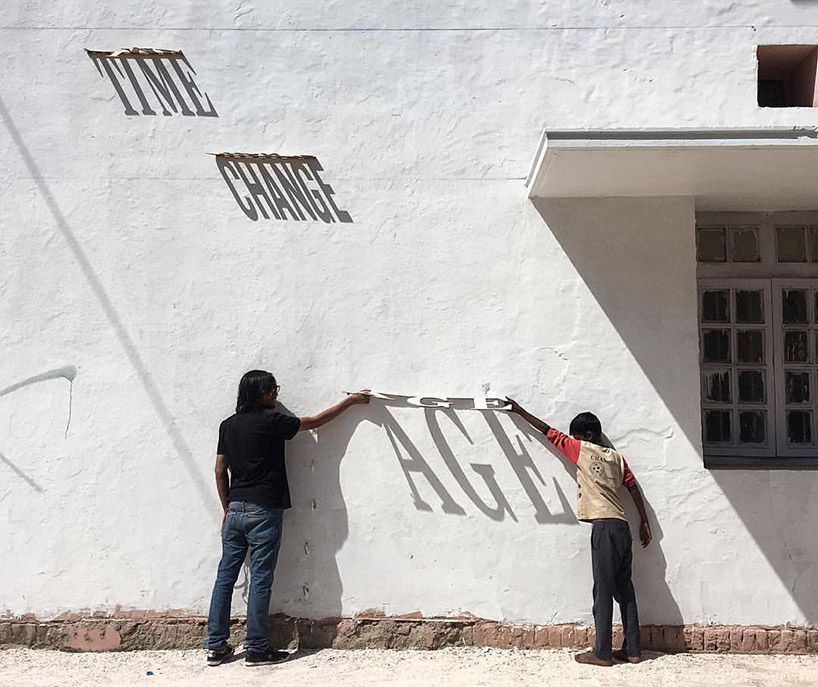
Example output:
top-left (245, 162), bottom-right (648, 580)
top-left (0, 365), bottom-right (77, 438)
top-left (0, 366), bottom-right (78, 493)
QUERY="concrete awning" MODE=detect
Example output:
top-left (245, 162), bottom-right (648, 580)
top-left (526, 128), bottom-right (818, 210)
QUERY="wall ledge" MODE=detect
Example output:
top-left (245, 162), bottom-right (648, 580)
top-left (1, 613), bottom-right (816, 654)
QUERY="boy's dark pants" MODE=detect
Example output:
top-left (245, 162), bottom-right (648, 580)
top-left (591, 519), bottom-right (641, 660)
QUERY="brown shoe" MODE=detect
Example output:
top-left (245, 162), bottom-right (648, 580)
top-left (574, 650), bottom-right (613, 667)
top-left (612, 649), bottom-right (642, 663)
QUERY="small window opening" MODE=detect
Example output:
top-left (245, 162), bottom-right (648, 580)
top-left (758, 45), bottom-right (818, 108)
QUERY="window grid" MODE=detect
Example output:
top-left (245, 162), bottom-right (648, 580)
top-left (774, 282), bottom-right (818, 455)
top-left (697, 213), bottom-right (818, 464)
top-left (699, 282), bottom-right (775, 457)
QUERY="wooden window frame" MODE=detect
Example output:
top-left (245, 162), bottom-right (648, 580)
top-left (698, 213), bottom-right (818, 469)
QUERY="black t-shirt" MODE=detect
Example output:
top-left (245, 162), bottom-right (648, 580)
top-left (217, 408), bottom-right (301, 508)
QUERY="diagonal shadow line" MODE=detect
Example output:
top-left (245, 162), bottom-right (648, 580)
top-left (0, 94), bottom-right (213, 517)
top-left (0, 450), bottom-right (45, 493)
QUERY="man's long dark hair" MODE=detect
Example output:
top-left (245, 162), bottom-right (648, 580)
top-left (236, 370), bottom-right (276, 413)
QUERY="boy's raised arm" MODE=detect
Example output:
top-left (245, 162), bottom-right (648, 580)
top-left (505, 398), bottom-right (551, 434)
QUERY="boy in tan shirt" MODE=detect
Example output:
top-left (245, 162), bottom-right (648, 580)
top-left (506, 399), bottom-right (652, 666)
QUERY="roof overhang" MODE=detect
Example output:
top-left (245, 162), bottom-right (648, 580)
top-left (526, 128), bottom-right (818, 210)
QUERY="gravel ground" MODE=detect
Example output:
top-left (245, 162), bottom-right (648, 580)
top-left (1, 647), bottom-right (817, 687)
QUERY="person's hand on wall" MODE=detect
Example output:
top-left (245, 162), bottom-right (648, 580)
top-left (504, 397), bottom-right (524, 414)
top-left (347, 390), bottom-right (371, 405)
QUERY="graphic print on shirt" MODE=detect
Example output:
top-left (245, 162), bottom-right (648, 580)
top-left (589, 453), bottom-right (618, 488)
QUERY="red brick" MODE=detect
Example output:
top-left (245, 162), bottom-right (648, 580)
top-left (684, 626), bottom-right (703, 652)
top-left (640, 626), bottom-right (651, 649)
top-left (767, 629), bottom-right (783, 652)
top-left (652, 626), bottom-right (666, 650)
top-left (729, 627), bottom-right (743, 652)
top-left (740, 628), bottom-right (757, 653)
top-left (64, 625), bottom-right (121, 652)
top-left (520, 627), bottom-right (536, 648)
top-left (548, 626), bottom-right (563, 648)
top-left (664, 626), bottom-right (687, 653)
top-left (532, 627), bottom-right (550, 648)
top-left (792, 630), bottom-right (808, 653)
top-left (703, 627), bottom-right (720, 652)
top-left (495, 625), bottom-right (513, 649)
top-left (775, 629), bottom-right (796, 653)
top-left (470, 622), bottom-right (486, 645)
top-left (572, 626), bottom-right (588, 649)
top-left (717, 628), bottom-right (731, 652)
top-left (587, 626), bottom-right (597, 648)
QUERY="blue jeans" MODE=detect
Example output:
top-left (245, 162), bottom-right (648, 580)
top-left (205, 501), bottom-right (284, 653)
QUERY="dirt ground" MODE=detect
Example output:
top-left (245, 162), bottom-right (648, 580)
top-left (1, 647), bottom-right (817, 687)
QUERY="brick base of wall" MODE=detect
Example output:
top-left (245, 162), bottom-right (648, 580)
top-left (1, 611), bottom-right (816, 653)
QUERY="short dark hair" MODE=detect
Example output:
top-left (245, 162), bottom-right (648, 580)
top-left (236, 370), bottom-right (276, 413)
top-left (569, 412), bottom-right (602, 439)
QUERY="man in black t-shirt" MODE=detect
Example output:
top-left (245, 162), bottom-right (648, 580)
top-left (204, 370), bottom-right (369, 667)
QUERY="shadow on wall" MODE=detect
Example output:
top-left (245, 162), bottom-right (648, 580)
top-left (711, 470), bottom-right (818, 623)
top-left (86, 50), bottom-right (217, 117)
top-left (273, 400), bottom-right (579, 619)
top-left (380, 403), bottom-right (576, 524)
top-left (534, 197), bottom-right (818, 626)
top-left (0, 93), bottom-right (214, 517)
top-left (273, 406), bottom-right (375, 619)
top-left (216, 156), bottom-right (353, 224)
top-left (380, 401), bottom-right (682, 625)
top-left (527, 420), bottom-right (683, 626)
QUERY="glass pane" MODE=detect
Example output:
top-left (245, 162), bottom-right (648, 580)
top-left (778, 226), bottom-right (807, 262)
top-left (811, 227), bottom-right (818, 262)
top-left (739, 411), bottom-right (765, 444)
top-left (737, 330), bottom-right (764, 364)
top-left (786, 371), bottom-right (811, 403)
top-left (738, 370), bottom-right (765, 403)
top-left (730, 227), bottom-right (760, 262)
top-left (784, 330), bottom-right (809, 363)
top-left (814, 292), bottom-right (818, 325)
top-left (735, 290), bottom-right (763, 324)
top-left (702, 290), bottom-right (730, 323)
top-left (787, 411), bottom-right (812, 444)
top-left (697, 228), bottom-right (726, 262)
top-left (705, 410), bottom-right (731, 443)
top-left (702, 330), bottom-right (731, 363)
top-left (704, 371), bottom-right (731, 403)
top-left (783, 289), bottom-right (808, 324)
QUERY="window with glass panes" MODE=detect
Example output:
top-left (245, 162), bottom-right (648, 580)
top-left (697, 213), bottom-right (818, 465)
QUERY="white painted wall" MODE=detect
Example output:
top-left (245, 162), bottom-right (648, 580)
top-left (2, 1), bottom-right (817, 627)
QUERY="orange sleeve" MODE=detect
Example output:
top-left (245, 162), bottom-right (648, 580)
top-left (545, 428), bottom-right (581, 464)
top-left (622, 457), bottom-right (636, 488)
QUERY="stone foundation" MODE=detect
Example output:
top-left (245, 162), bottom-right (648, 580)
top-left (1, 611), bottom-right (816, 654)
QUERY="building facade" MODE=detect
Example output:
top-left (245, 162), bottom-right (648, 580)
top-left (2, 0), bottom-right (818, 649)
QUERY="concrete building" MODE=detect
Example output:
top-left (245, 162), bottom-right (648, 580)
top-left (2, 0), bottom-right (818, 651)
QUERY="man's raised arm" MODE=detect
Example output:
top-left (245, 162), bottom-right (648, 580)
top-left (298, 391), bottom-right (370, 432)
